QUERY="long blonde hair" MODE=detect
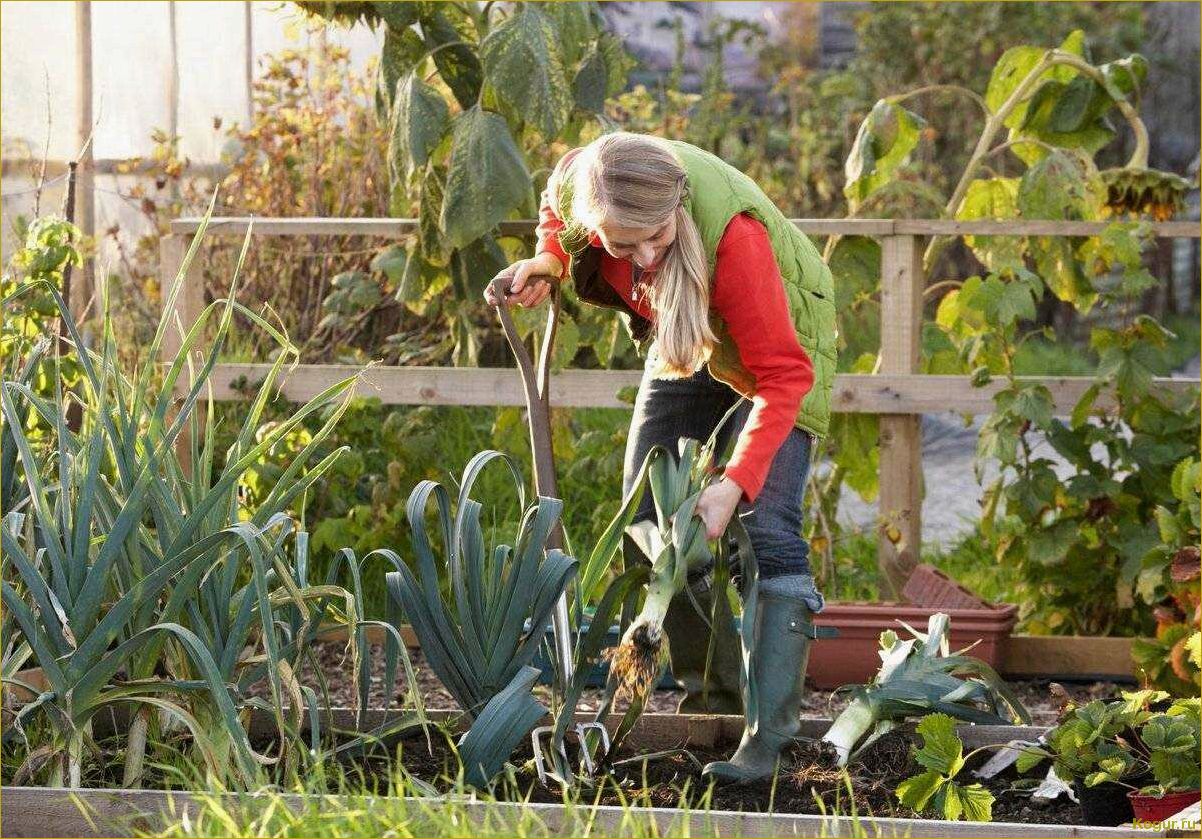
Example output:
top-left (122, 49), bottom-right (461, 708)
top-left (570, 132), bottom-right (715, 377)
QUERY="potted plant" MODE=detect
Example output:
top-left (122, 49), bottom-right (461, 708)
top-left (1018, 690), bottom-right (1199, 825)
top-left (1126, 699), bottom-right (1200, 822)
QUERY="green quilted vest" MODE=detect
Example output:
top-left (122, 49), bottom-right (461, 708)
top-left (553, 139), bottom-right (837, 440)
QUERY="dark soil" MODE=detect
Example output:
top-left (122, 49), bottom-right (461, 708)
top-left (354, 726), bottom-right (1084, 825)
top-left (240, 639), bottom-right (1127, 825)
top-left (284, 640), bottom-right (1126, 724)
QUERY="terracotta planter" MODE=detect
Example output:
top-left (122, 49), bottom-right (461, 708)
top-left (1127, 789), bottom-right (1200, 823)
top-left (807, 601), bottom-right (1018, 690)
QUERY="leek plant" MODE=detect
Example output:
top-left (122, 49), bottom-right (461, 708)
top-left (384, 450), bottom-right (578, 788)
top-left (821, 613), bottom-right (1030, 766)
top-left (596, 430), bottom-right (732, 701)
top-left (0, 199), bottom-right (393, 788)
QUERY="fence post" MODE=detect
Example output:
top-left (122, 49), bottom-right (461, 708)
top-left (159, 233), bottom-right (204, 475)
top-left (876, 233), bottom-right (925, 599)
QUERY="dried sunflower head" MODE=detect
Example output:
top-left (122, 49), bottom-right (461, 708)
top-left (1099, 167), bottom-right (1192, 221)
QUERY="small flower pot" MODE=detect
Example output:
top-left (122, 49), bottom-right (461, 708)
top-left (1127, 789), bottom-right (1201, 823)
top-left (1074, 779), bottom-right (1135, 826)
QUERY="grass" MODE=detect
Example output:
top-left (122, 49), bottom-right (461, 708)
top-left (123, 751), bottom-right (871, 839)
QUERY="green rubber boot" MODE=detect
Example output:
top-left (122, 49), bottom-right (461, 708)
top-left (662, 575), bottom-right (744, 715)
top-left (701, 592), bottom-right (814, 783)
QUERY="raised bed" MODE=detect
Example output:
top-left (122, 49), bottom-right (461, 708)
top-left (4, 784), bottom-right (1186, 839)
top-left (7, 709), bottom-right (1197, 838)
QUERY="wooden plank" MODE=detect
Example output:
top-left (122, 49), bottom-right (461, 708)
top-left (1164, 801), bottom-right (1200, 836)
top-left (0, 158), bottom-right (229, 178)
top-left (196, 365), bottom-right (1199, 413)
top-left (167, 216), bottom-right (1201, 239)
top-left (202, 363), bottom-right (643, 409)
top-left (73, 1), bottom-right (94, 323)
top-left (310, 623), bottom-right (1154, 683)
top-left (895, 219), bottom-right (1200, 238)
top-left (158, 235), bottom-right (205, 364)
top-left (877, 235), bottom-right (925, 598)
top-left (159, 234), bottom-right (205, 474)
top-left (0, 784), bottom-right (1160, 838)
top-left (1000, 635), bottom-right (1138, 680)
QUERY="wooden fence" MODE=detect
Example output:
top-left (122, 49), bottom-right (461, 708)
top-left (161, 217), bottom-right (1201, 596)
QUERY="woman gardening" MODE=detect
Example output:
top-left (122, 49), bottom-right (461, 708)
top-left (485, 132), bottom-right (838, 783)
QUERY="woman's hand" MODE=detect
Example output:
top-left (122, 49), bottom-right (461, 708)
top-left (484, 253), bottom-right (564, 308)
top-left (694, 476), bottom-right (745, 541)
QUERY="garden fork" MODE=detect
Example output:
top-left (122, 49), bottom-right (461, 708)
top-left (488, 271), bottom-right (611, 783)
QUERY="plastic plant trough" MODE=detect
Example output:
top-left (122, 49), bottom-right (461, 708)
top-left (807, 601), bottom-right (1018, 690)
top-left (902, 563), bottom-right (990, 610)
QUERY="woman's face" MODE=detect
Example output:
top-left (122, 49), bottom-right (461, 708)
top-left (595, 214), bottom-right (677, 270)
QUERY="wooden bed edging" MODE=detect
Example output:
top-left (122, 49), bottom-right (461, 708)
top-left (82, 705), bottom-right (1045, 752)
top-left (1, 785), bottom-right (1182, 839)
top-left (312, 624), bottom-right (1146, 681)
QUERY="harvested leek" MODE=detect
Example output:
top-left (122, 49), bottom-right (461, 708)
top-left (604, 435), bottom-right (727, 699)
top-left (821, 613), bottom-right (1031, 766)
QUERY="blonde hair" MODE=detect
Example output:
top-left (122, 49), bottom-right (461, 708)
top-left (570, 132), bottom-right (715, 377)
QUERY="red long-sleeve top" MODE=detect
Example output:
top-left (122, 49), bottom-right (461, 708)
top-left (534, 149), bottom-right (814, 503)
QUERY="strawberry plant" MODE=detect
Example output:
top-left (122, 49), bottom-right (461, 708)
top-left (895, 713), bottom-right (995, 822)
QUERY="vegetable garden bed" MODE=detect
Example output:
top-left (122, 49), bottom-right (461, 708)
top-left (8, 709), bottom-right (1196, 837)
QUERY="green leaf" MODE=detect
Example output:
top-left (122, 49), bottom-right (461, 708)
top-left (449, 234), bottom-right (508, 299)
top-left (1017, 150), bottom-right (1104, 220)
top-left (844, 100), bottom-right (925, 207)
top-left (1031, 237), bottom-right (1097, 310)
top-left (597, 32), bottom-right (632, 97)
top-left (1011, 384), bottom-right (1055, 429)
top-left (1099, 54), bottom-right (1148, 102)
top-left (987, 46), bottom-right (1045, 121)
top-left (371, 244), bottom-right (407, 284)
top-left (1016, 747), bottom-right (1047, 774)
top-left (376, 25), bottom-right (425, 120)
top-left (419, 166), bottom-right (449, 265)
top-left (1028, 520), bottom-right (1078, 566)
top-left (440, 106), bottom-right (531, 249)
top-left (940, 781), bottom-right (995, 822)
top-left (539, 0), bottom-right (594, 65)
top-left (572, 45), bottom-right (608, 113)
top-left (1070, 381), bottom-right (1101, 428)
top-left (389, 72), bottom-right (450, 180)
top-left (913, 713), bottom-right (965, 776)
top-left (457, 665), bottom-right (547, 789)
top-left (897, 769), bottom-right (945, 812)
top-left (421, 6), bottom-right (483, 110)
top-left (988, 31), bottom-right (1084, 127)
top-left (372, 1), bottom-right (418, 30)
top-left (481, 6), bottom-right (573, 139)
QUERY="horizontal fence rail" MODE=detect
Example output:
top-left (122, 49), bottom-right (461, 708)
top-left (170, 216), bottom-right (1202, 238)
top-left (205, 363), bottom-right (1192, 414)
top-left (161, 216), bottom-right (1201, 596)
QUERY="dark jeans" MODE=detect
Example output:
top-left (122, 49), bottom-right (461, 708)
top-left (621, 347), bottom-right (823, 609)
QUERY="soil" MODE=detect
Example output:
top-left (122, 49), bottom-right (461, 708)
top-left (288, 639), bottom-right (1125, 725)
top-left (354, 725), bottom-right (1084, 825)
top-left (241, 639), bottom-right (1128, 825)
